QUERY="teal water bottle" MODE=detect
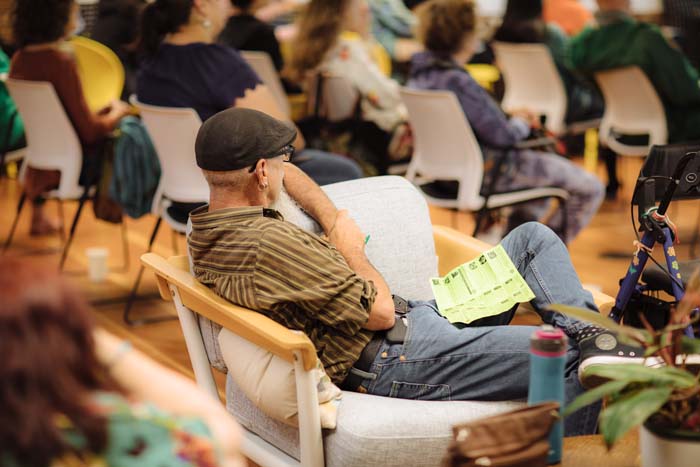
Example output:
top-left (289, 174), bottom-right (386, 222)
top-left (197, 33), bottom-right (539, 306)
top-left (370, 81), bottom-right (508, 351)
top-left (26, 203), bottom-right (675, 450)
top-left (528, 325), bottom-right (567, 464)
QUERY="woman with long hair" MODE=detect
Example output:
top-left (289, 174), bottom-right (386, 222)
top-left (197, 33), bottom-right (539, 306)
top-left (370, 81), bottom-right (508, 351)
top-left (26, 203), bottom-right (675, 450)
top-left (135, 0), bottom-right (362, 196)
top-left (10, 0), bottom-right (130, 235)
top-left (287, 0), bottom-right (410, 174)
top-left (409, 0), bottom-right (603, 242)
top-left (0, 258), bottom-right (244, 466)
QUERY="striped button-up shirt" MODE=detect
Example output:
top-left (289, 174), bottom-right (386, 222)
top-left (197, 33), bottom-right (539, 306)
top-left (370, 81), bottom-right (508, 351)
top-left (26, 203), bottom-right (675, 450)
top-left (188, 205), bottom-right (376, 384)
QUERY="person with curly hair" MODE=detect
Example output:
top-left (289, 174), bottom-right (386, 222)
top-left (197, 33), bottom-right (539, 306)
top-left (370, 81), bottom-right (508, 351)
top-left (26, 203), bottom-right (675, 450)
top-left (9, 0), bottom-right (130, 235)
top-left (408, 0), bottom-right (603, 242)
top-left (0, 258), bottom-right (245, 467)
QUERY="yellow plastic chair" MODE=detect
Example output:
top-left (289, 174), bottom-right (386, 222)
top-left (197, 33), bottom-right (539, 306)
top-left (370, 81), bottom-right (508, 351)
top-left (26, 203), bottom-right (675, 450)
top-left (71, 36), bottom-right (125, 112)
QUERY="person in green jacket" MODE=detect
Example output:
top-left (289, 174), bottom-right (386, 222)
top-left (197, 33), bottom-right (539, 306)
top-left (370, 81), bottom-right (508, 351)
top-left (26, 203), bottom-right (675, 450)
top-left (0, 48), bottom-right (25, 154)
top-left (567, 0), bottom-right (700, 195)
top-left (569, 0), bottom-right (700, 143)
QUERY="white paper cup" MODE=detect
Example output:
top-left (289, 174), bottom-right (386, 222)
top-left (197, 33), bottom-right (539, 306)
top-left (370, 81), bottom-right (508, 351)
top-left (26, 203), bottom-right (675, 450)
top-left (86, 247), bottom-right (109, 283)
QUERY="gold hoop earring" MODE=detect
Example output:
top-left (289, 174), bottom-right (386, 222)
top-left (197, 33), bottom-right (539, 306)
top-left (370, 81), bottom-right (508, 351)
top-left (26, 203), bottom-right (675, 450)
top-left (259, 182), bottom-right (269, 190)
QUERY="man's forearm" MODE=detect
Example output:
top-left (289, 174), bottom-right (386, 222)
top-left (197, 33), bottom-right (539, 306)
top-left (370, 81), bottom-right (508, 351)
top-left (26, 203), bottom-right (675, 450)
top-left (343, 250), bottom-right (395, 330)
top-left (283, 164), bottom-right (337, 234)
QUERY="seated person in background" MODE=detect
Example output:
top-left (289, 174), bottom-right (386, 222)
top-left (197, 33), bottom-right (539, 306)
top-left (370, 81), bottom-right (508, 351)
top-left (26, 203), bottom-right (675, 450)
top-left (10, 0), bottom-right (130, 235)
top-left (367, 0), bottom-right (423, 63)
top-left (0, 258), bottom-right (244, 467)
top-left (568, 0), bottom-right (700, 194)
top-left (219, 0), bottom-right (284, 72)
top-left (187, 107), bottom-right (651, 437)
top-left (543, 0), bottom-right (594, 36)
top-left (408, 0), bottom-right (603, 242)
top-left (136, 0), bottom-right (361, 204)
top-left (0, 48), bottom-right (24, 154)
top-left (287, 0), bottom-right (411, 174)
top-left (218, 0), bottom-right (301, 93)
top-left (662, 0), bottom-right (700, 69)
top-left (92, 0), bottom-right (146, 99)
top-left (493, 0), bottom-right (603, 124)
top-left (571, 3), bottom-right (700, 140)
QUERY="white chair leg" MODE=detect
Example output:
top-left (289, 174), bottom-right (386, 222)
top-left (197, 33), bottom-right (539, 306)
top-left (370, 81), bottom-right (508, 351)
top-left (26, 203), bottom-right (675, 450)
top-left (169, 284), bottom-right (219, 400)
top-left (294, 352), bottom-right (324, 467)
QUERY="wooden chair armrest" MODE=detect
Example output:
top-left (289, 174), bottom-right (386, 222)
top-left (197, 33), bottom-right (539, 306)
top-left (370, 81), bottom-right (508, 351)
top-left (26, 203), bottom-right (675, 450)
top-left (140, 253), bottom-right (318, 371)
top-left (433, 225), bottom-right (493, 274)
top-left (432, 225), bottom-right (615, 311)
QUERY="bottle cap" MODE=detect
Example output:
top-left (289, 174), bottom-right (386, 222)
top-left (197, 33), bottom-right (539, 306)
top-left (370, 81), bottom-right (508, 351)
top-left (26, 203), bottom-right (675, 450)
top-left (531, 325), bottom-right (567, 356)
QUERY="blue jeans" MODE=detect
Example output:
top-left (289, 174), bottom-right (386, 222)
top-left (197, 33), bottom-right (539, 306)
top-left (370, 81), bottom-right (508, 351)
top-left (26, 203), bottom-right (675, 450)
top-left (352, 223), bottom-right (600, 436)
top-left (294, 149), bottom-right (363, 186)
top-left (495, 149), bottom-right (604, 243)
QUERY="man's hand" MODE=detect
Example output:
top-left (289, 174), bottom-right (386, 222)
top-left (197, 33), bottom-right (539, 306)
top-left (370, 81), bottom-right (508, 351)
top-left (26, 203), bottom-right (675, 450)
top-left (328, 210), bottom-right (365, 258)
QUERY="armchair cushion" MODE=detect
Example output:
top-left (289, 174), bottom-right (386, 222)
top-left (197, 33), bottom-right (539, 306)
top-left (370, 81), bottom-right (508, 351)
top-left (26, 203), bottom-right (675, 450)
top-left (227, 375), bottom-right (523, 467)
top-left (218, 328), bottom-right (342, 429)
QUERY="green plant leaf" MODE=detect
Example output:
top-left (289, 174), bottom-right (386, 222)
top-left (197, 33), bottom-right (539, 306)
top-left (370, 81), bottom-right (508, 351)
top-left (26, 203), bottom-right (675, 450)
top-left (563, 380), bottom-right (629, 417)
top-left (599, 386), bottom-right (673, 447)
top-left (680, 336), bottom-right (700, 355)
top-left (547, 304), bottom-right (650, 344)
top-left (662, 321), bottom-right (699, 333)
top-left (660, 332), bottom-right (673, 349)
top-left (582, 364), bottom-right (697, 388)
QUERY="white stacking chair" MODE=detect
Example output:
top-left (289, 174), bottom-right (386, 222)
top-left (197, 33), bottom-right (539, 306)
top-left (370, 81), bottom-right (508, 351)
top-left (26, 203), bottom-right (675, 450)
top-left (240, 50), bottom-right (291, 118)
top-left (3, 78), bottom-right (128, 269)
top-left (306, 73), bottom-right (361, 123)
top-left (400, 87), bottom-right (570, 239)
top-left (595, 66), bottom-right (668, 157)
top-left (124, 99), bottom-right (209, 325)
top-left (492, 42), bottom-right (599, 135)
top-left (320, 75), bottom-right (360, 122)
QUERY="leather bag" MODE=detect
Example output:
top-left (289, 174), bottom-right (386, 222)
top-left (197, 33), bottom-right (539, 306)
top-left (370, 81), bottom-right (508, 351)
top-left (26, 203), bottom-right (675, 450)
top-left (442, 402), bottom-right (560, 467)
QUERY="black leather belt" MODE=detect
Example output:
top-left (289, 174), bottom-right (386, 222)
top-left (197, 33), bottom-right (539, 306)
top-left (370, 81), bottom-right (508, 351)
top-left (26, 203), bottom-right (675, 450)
top-left (341, 295), bottom-right (409, 391)
top-left (341, 330), bottom-right (385, 391)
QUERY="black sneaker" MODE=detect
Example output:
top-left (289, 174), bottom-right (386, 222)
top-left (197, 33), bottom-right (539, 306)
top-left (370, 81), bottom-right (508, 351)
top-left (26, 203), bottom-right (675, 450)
top-left (577, 330), bottom-right (645, 388)
top-left (578, 330), bottom-right (700, 388)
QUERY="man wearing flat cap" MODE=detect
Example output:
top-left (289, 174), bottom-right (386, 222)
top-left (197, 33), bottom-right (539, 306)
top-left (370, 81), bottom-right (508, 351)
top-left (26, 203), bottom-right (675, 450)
top-left (189, 107), bottom-right (641, 436)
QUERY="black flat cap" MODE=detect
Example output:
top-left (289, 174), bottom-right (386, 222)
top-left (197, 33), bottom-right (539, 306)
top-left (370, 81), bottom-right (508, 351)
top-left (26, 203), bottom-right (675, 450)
top-left (195, 107), bottom-right (297, 171)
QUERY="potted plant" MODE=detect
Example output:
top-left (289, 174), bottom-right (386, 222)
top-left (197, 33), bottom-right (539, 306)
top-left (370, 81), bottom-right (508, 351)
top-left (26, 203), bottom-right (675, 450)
top-left (549, 271), bottom-right (700, 467)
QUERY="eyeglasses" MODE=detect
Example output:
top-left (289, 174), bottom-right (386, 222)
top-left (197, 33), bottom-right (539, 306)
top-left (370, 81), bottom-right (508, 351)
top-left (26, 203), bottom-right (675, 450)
top-left (248, 145), bottom-right (295, 173)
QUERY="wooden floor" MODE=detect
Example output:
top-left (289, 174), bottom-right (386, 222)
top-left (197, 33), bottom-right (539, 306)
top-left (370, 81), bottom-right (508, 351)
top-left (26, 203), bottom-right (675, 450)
top-left (2, 156), bottom-right (697, 463)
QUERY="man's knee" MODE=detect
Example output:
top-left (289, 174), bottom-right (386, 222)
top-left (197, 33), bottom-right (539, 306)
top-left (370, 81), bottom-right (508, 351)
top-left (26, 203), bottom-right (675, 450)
top-left (501, 222), bottom-right (565, 260)
top-left (506, 222), bottom-right (560, 246)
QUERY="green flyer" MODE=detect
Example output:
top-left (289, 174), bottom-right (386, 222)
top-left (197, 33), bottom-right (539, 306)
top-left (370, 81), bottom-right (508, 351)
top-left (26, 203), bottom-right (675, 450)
top-left (430, 245), bottom-right (535, 324)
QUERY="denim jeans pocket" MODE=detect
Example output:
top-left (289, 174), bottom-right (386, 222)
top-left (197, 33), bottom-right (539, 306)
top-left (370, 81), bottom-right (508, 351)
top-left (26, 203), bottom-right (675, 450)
top-left (388, 381), bottom-right (452, 401)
